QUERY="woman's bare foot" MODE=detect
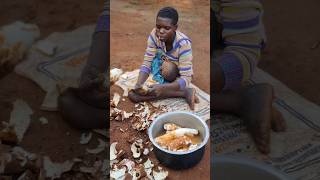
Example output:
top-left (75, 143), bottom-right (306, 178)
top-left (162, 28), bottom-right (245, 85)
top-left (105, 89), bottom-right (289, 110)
top-left (184, 88), bottom-right (195, 110)
top-left (271, 107), bottom-right (286, 132)
top-left (195, 95), bottom-right (200, 104)
top-left (240, 83), bottom-right (273, 154)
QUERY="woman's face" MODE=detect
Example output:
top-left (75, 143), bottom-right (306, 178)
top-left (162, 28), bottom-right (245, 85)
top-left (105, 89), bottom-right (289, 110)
top-left (155, 17), bottom-right (177, 42)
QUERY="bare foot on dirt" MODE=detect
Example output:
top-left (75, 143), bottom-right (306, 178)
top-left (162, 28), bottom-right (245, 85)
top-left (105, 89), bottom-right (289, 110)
top-left (240, 83), bottom-right (273, 154)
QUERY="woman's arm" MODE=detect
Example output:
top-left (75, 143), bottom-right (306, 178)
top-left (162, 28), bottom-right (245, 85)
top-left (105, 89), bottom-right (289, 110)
top-left (135, 29), bottom-right (158, 88)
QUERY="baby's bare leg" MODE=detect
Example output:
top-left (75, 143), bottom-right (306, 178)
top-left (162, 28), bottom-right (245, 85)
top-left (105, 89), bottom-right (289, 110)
top-left (161, 60), bottom-right (179, 82)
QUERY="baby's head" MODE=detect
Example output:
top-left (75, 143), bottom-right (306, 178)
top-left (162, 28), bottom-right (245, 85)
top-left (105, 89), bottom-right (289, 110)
top-left (161, 60), bottom-right (179, 82)
top-left (156, 7), bottom-right (179, 42)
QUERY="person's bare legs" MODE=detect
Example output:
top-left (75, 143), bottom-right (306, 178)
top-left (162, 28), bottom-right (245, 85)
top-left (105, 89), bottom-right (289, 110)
top-left (129, 60), bottom-right (196, 109)
top-left (128, 88), bottom-right (196, 110)
top-left (212, 62), bottom-right (285, 154)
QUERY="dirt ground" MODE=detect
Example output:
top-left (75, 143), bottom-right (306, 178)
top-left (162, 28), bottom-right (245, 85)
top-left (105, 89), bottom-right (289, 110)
top-left (110, 0), bottom-right (210, 179)
top-left (110, 0), bottom-right (210, 93)
top-left (0, 0), bottom-right (320, 179)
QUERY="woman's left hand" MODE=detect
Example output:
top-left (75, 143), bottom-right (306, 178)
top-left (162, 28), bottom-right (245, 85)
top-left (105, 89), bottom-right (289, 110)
top-left (148, 84), bottom-right (164, 97)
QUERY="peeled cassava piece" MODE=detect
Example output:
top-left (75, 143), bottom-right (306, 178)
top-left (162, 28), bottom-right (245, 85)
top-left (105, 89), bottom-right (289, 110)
top-left (110, 68), bottom-right (123, 84)
top-left (111, 93), bottom-right (121, 107)
top-left (163, 123), bottom-right (181, 131)
top-left (0, 21), bottom-right (40, 67)
top-left (155, 124), bottom-right (202, 152)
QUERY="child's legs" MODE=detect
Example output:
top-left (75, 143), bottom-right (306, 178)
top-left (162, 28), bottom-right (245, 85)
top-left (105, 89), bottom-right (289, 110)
top-left (58, 88), bottom-right (107, 129)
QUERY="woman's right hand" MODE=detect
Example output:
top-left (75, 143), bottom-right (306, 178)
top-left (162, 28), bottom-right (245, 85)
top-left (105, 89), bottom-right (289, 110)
top-left (133, 83), bottom-right (148, 95)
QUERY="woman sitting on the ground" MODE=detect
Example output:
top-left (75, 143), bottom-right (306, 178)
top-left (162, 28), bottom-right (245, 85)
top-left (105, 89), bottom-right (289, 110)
top-left (128, 6), bottom-right (197, 110)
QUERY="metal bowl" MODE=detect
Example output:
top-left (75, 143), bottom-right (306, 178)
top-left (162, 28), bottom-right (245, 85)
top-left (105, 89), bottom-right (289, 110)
top-left (212, 155), bottom-right (291, 180)
top-left (148, 111), bottom-right (209, 170)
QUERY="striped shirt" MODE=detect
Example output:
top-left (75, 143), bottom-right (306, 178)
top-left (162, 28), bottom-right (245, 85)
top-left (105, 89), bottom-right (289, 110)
top-left (140, 28), bottom-right (193, 90)
top-left (212, 0), bottom-right (266, 89)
